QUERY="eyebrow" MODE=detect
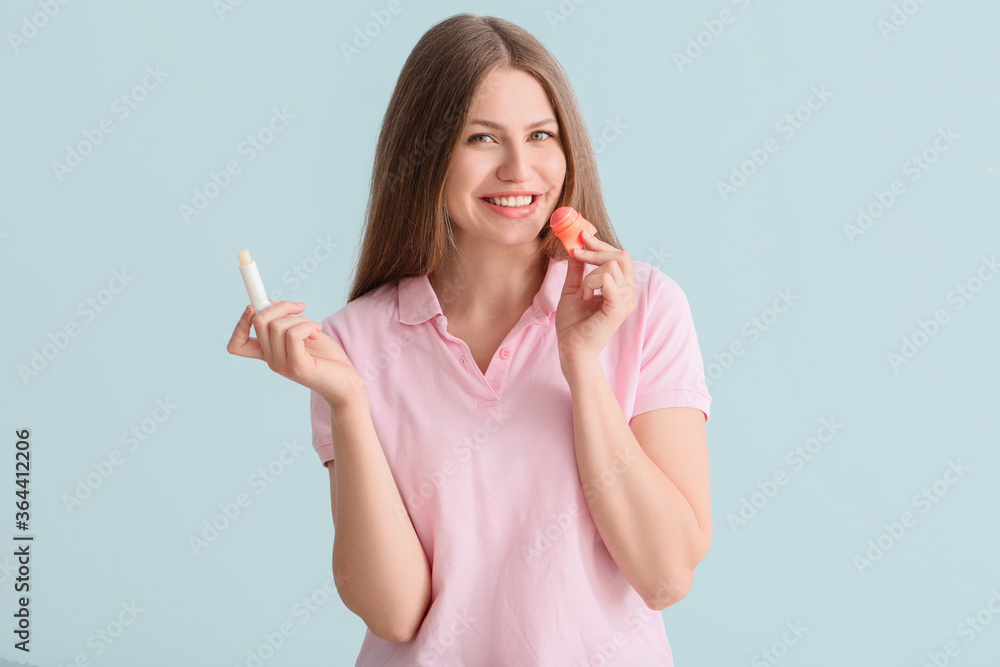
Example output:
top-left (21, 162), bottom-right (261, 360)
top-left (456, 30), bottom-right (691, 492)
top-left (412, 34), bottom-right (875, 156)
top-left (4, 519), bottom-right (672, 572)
top-left (468, 118), bottom-right (558, 132)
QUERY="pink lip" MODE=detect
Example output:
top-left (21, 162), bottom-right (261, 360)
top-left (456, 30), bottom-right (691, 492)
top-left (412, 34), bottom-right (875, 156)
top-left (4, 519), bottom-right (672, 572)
top-left (479, 193), bottom-right (541, 219)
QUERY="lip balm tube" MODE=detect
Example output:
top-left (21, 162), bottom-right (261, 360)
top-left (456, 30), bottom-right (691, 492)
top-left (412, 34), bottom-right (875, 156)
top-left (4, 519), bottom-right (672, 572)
top-left (550, 206), bottom-right (598, 255)
top-left (237, 249), bottom-right (271, 314)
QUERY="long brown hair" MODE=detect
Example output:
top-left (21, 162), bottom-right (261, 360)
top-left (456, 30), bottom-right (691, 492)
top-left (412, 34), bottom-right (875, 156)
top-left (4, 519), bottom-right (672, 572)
top-left (346, 13), bottom-right (623, 304)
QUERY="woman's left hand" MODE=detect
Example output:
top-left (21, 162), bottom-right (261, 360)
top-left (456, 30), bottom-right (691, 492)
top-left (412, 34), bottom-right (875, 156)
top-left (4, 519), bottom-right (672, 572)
top-left (555, 230), bottom-right (637, 373)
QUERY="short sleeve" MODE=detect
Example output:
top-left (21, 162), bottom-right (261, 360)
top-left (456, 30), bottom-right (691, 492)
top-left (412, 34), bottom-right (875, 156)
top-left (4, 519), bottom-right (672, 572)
top-left (633, 267), bottom-right (712, 422)
top-left (309, 316), bottom-right (344, 467)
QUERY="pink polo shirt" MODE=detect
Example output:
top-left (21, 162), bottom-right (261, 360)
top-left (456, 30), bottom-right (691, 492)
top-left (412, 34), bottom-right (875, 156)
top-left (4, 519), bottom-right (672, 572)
top-left (310, 255), bottom-right (711, 666)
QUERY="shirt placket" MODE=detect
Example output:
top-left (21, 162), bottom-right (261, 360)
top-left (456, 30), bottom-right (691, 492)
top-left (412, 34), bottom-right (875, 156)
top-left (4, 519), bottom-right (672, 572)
top-left (433, 309), bottom-right (549, 407)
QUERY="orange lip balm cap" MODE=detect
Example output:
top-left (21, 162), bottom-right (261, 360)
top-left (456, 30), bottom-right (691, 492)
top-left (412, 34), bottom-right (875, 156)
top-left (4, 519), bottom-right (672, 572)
top-left (550, 206), bottom-right (597, 254)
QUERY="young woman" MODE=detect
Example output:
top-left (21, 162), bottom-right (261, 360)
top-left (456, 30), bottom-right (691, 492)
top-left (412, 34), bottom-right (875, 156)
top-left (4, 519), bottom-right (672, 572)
top-left (228, 13), bottom-right (712, 666)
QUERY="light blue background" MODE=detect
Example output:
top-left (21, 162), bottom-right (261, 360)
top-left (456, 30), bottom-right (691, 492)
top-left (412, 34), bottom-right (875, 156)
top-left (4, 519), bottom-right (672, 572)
top-left (3, 1), bottom-right (999, 665)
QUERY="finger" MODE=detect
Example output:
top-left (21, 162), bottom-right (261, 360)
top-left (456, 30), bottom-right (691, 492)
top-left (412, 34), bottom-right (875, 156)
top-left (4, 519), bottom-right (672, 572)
top-left (286, 321), bottom-right (320, 376)
top-left (581, 230), bottom-right (612, 250)
top-left (268, 315), bottom-right (318, 372)
top-left (227, 306), bottom-right (264, 360)
top-left (254, 301), bottom-right (305, 366)
top-left (562, 252), bottom-right (585, 296)
top-left (613, 251), bottom-right (635, 291)
top-left (229, 305), bottom-right (252, 343)
top-left (577, 247), bottom-right (633, 292)
top-left (579, 265), bottom-right (605, 300)
top-left (269, 315), bottom-right (319, 334)
top-left (601, 270), bottom-right (620, 310)
top-left (606, 261), bottom-right (637, 312)
top-left (574, 238), bottom-right (624, 262)
top-left (573, 244), bottom-right (614, 265)
top-left (608, 260), bottom-right (626, 289)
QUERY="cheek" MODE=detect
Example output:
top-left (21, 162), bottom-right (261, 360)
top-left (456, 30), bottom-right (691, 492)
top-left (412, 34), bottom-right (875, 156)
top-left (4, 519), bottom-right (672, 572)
top-left (543, 151), bottom-right (567, 183)
top-left (444, 163), bottom-right (472, 203)
top-left (447, 154), bottom-right (486, 194)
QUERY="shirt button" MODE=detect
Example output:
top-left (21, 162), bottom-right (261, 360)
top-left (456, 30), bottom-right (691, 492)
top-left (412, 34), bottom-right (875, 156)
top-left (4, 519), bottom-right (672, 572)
top-left (460, 357), bottom-right (467, 366)
top-left (499, 347), bottom-right (511, 360)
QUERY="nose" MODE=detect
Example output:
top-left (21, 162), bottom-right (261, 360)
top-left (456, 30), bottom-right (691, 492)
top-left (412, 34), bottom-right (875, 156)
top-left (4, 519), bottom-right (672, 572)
top-left (496, 142), bottom-right (532, 184)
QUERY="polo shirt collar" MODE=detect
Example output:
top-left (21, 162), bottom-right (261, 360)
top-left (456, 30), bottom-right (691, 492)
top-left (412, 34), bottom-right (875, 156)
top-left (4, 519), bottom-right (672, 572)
top-left (398, 255), bottom-right (565, 325)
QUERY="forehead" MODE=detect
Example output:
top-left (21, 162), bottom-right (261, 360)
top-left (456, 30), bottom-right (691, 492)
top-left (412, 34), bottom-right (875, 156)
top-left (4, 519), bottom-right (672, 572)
top-left (468, 68), bottom-right (556, 121)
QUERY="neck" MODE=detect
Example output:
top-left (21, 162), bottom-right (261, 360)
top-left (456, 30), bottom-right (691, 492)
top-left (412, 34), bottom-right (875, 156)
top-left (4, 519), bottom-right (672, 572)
top-left (429, 242), bottom-right (549, 321)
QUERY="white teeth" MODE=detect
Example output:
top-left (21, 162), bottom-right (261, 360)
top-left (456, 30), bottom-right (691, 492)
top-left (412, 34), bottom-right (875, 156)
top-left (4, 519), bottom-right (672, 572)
top-left (486, 195), bottom-right (533, 207)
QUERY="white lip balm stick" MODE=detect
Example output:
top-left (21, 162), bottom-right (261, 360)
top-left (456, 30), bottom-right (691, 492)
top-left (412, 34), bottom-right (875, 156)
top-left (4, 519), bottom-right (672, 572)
top-left (237, 249), bottom-right (271, 314)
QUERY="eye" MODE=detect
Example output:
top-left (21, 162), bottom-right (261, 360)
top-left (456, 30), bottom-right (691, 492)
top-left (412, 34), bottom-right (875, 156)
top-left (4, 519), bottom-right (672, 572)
top-left (530, 130), bottom-right (556, 141)
top-left (468, 134), bottom-right (496, 143)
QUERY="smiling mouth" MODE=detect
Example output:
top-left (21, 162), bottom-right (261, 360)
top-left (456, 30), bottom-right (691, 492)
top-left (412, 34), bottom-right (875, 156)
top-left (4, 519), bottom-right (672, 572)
top-left (481, 194), bottom-right (539, 208)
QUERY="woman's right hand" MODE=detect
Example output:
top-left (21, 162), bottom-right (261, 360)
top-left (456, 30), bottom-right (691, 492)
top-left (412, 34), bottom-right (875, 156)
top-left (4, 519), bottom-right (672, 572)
top-left (227, 300), bottom-right (365, 408)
